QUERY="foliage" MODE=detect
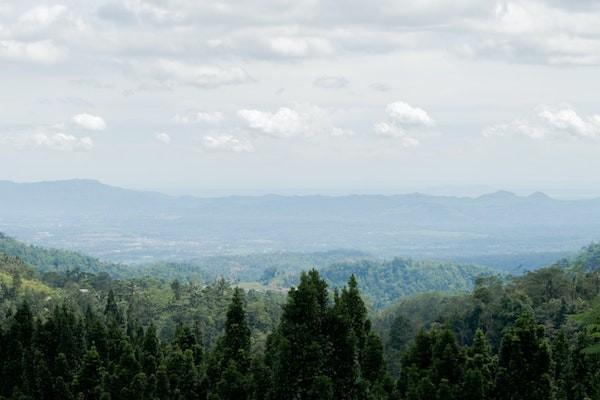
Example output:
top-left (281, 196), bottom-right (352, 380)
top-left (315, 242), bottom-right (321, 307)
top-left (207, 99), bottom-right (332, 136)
top-left (321, 258), bottom-right (492, 309)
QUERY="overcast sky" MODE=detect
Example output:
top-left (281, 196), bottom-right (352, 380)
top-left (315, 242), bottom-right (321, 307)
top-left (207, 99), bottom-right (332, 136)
top-left (1, 0), bottom-right (600, 196)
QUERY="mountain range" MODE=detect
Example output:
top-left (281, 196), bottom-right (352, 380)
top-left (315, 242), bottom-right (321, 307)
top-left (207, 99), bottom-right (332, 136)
top-left (1, 179), bottom-right (599, 267)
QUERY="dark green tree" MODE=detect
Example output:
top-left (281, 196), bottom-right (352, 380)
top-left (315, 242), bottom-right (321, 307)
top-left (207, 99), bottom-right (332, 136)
top-left (495, 312), bottom-right (553, 400)
top-left (74, 346), bottom-right (104, 400)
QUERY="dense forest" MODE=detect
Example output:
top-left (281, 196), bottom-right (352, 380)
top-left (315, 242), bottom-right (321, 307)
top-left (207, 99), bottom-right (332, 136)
top-left (1, 239), bottom-right (600, 398)
top-left (0, 234), bottom-right (491, 309)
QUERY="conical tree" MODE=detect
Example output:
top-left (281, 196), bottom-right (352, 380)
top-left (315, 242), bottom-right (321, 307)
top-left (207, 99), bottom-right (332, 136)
top-left (267, 269), bottom-right (331, 399)
top-left (222, 287), bottom-right (251, 371)
top-left (495, 311), bottom-right (553, 400)
top-left (104, 289), bottom-right (123, 324)
top-left (74, 345), bottom-right (104, 400)
top-left (462, 329), bottom-right (496, 400)
top-left (142, 322), bottom-right (161, 376)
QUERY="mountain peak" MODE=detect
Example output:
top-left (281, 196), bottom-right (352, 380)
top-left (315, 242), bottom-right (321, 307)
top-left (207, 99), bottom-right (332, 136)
top-left (528, 191), bottom-right (551, 200)
top-left (477, 190), bottom-right (518, 201)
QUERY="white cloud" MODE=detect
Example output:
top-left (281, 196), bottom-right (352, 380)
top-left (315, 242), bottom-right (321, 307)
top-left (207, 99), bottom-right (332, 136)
top-left (483, 105), bottom-right (600, 140)
top-left (1, 129), bottom-right (93, 152)
top-left (313, 76), bottom-right (349, 90)
top-left (374, 121), bottom-right (405, 138)
top-left (18, 5), bottom-right (68, 30)
top-left (386, 101), bottom-right (435, 127)
top-left (145, 59), bottom-right (253, 89)
top-left (173, 111), bottom-right (224, 124)
top-left (238, 107), bottom-right (304, 138)
top-left (0, 0), bottom-right (599, 68)
top-left (32, 133), bottom-right (94, 151)
top-left (201, 134), bottom-right (254, 153)
top-left (373, 101), bottom-right (434, 146)
top-left (72, 113), bottom-right (107, 131)
top-left (0, 40), bottom-right (66, 64)
top-left (155, 132), bottom-right (171, 144)
top-left (538, 108), bottom-right (597, 138)
top-left (330, 127), bottom-right (354, 137)
top-left (459, 1), bottom-right (600, 65)
top-left (374, 122), bottom-right (420, 147)
top-left (268, 36), bottom-right (334, 58)
top-left (238, 105), bottom-right (350, 138)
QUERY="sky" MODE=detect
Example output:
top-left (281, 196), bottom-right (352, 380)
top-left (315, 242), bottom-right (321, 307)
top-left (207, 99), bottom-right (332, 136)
top-left (1, 0), bottom-right (600, 197)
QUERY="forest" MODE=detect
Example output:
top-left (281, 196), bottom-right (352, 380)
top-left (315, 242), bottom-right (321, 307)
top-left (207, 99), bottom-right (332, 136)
top-left (1, 238), bottom-right (600, 399)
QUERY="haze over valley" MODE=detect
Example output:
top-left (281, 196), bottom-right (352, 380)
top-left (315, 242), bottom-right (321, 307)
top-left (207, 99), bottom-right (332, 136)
top-left (1, 179), bottom-right (597, 270)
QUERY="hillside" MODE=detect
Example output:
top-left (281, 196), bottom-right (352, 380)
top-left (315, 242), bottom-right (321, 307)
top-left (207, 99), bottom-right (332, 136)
top-left (2, 180), bottom-right (600, 267)
top-left (373, 247), bottom-right (600, 384)
top-left (0, 233), bottom-right (495, 307)
top-left (0, 252), bottom-right (58, 312)
top-left (566, 242), bottom-right (600, 271)
top-left (0, 233), bottom-right (128, 276)
top-left (320, 258), bottom-right (492, 309)
top-left (1, 243), bottom-right (600, 399)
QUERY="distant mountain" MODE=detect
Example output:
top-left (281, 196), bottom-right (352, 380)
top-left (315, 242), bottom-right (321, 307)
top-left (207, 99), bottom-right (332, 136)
top-left (1, 179), bottom-right (600, 265)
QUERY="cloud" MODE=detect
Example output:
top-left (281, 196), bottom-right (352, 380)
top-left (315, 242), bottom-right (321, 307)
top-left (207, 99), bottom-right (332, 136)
top-left (268, 36), bottom-right (334, 58)
top-left (201, 134), bottom-right (254, 153)
top-left (72, 113), bottom-right (107, 131)
top-left (483, 105), bottom-right (600, 140)
top-left (370, 82), bottom-right (391, 92)
top-left (173, 111), bottom-right (224, 124)
top-left (0, 0), bottom-right (599, 68)
top-left (32, 133), bottom-right (94, 151)
top-left (96, 1), bottom-right (184, 25)
top-left (374, 122), bottom-right (420, 147)
top-left (373, 101), bottom-right (435, 146)
top-left (238, 107), bottom-right (305, 138)
top-left (18, 5), bottom-right (68, 30)
top-left (386, 101), bottom-right (435, 127)
top-left (313, 76), bottom-right (349, 90)
top-left (238, 105), bottom-right (351, 138)
top-left (143, 59), bottom-right (253, 89)
top-left (155, 132), bottom-right (171, 144)
top-left (96, 3), bottom-right (137, 25)
top-left (0, 40), bottom-right (66, 64)
top-left (374, 121), bottom-right (405, 138)
top-left (458, 1), bottom-right (600, 66)
top-left (1, 129), bottom-right (93, 152)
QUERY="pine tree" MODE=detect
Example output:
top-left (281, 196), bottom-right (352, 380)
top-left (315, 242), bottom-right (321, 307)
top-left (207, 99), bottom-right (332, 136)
top-left (173, 323), bottom-right (203, 367)
top-left (222, 288), bottom-right (251, 371)
top-left (2, 302), bottom-right (34, 395)
top-left (326, 298), bottom-right (360, 399)
top-left (495, 312), bottom-right (553, 400)
top-left (121, 372), bottom-right (148, 400)
top-left (53, 376), bottom-right (74, 400)
top-left (104, 289), bottom-right (123, 324)
top-left (362, 333), bottom-right (385, 384)
top-left (166, 348), bottom-right (199, 399)
top-left (266, 269), bottom-right (332, 400)
top-left (142, 323), bottom-right (161, 376)
top-left (337, 275), bottom-right (388, 392)
top-left (155, 364), bottom-right (171, 400)
top-left (32, 349), bottom-right (54, 400)
top-left (74, 346), bottom-right (104, 400)
top-left (215, 360), bottom-right (249, 400)
top-left (462, 329), bottom-right (495, 400)
top-left (84, 307), bottom-right (109, 360)
top-left (552, 330), bottom-right (570, 400)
